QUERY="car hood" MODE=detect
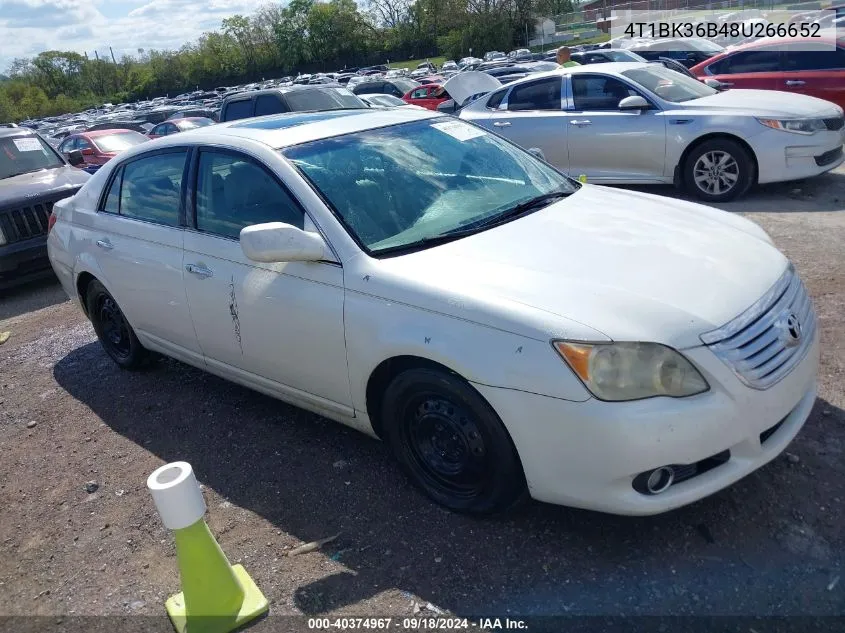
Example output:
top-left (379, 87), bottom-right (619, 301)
top-left (443, 71), bottom-right (502, 106)
top-left (373, 185), bottom-right (787, 349)
top-left (682, 89), bottom-right (842, 117)
top-left (0, 165), bottom-right (89, 208)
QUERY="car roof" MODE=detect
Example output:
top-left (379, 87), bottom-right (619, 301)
top-left (223, 84), bottom-right (346, 101)
top-left (121, 108), bottom-right (439, 153)
top-left (0, 127), bottom-right (36, 139)
top-left (726, 33), bottom-right (844, 52)
top-left (80, 129), bottom-right (143, 138)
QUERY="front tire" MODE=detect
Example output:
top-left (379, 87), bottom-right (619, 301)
top-left (86, 280), bottom-right (148, 369)
top-left (382, 368), bottom-right (527, 514)
top-left (683, 138), bottom-right (755, 202)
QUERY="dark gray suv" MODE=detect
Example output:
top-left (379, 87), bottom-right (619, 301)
top-left (220, 85), bottom-right (368, 122)
top-left (0, 128), bottom-right (89, 288)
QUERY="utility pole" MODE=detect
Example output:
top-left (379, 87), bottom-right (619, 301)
top-left (109, 47), bottom-right (117, 64)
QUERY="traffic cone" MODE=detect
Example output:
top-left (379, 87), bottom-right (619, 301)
top-left (147, 462), bottom-right (269, 633)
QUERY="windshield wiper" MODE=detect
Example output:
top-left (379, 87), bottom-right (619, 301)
top-left (469, 189), bottom-right (573, 230)
top-left (373, 189), bottom-right (574, 257)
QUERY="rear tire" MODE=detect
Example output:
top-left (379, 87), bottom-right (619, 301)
top-left (86, 280), bottom-right (148, 369)
top-left (683, 138), bottom-right (755, 202)
top-left (381, 367), bottom-right (527, 514)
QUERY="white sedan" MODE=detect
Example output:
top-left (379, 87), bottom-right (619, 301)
top-left (48, 108), bottom-right (818, 515)
top-left (451, 63), bottom-right (845, 202)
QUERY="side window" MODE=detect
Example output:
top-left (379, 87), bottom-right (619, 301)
top-left (152, 124), bottom-right (166, 136)
top-left (486, 89), bottom-right (507, 109)
top-left (195, 151), bottom-right (304, 239)
top-left (59, 137), bottom-right (76, 153)
top-left (572, 75), bottom-right (639, 110)
top-left (411, 88), bottom-right (428, 99)
top-left (783, 46), bottom-right (845, 71)
top-left (120, 151), bottom-right (187, 226)
top-left (254, 94), bottom-right (283, 116)
top-left (707, 49), bottom-right (781, 74)
top-left (77, 138), bottom-right (93, 151)
top-left (223, 99), bottom-right (254, 121)
top-left (102, 166), bottom-right (123, 214)
top-left (384, 83), bottom-right (402, 97)
top-left (507, 77), bottom-right (562, 111)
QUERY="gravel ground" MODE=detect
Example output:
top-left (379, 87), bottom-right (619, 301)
top-left (1, 168), bottom-right (843, 630)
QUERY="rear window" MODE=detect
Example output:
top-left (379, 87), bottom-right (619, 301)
top-left (92, 132), bottom-right (147, 153)
top-left (255, 94), bottom-right (285, 116)
top-left (284, 88), bottom-right (366, 111)
top-left (223, 99), bottom-right (254, 121)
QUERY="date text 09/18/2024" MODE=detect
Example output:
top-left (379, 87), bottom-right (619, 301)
top-left (307, 617), bottom-right (529, 630)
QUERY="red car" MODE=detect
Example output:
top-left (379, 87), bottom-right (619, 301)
top-left (58, 129), bottom-right (148, 168)
top-left (148, 117), bottom-right (215, 139)
top-left (691, 36), bottom-right (845, 109)
top-left (403, 84), bottom-right (450, 110)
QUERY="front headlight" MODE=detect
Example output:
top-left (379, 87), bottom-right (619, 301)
top-left (553, 341), bottom-right (709, 401)
top-left (757, 118), bottom-right (826, 134)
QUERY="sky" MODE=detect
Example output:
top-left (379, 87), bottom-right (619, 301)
top-left (0, 0), bottom-right (271, 72)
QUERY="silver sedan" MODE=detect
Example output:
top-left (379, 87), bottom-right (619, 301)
top-left (453, 63), bottom-right (845, 201)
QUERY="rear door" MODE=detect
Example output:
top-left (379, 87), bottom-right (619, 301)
top-left (222, 97), bottom-right (255, 122)
top-left (701, 47), bottom-right (782, 90)
top-left (779, 44), bottom-right (845, 110)
top-left (482, 76), bottom-right (570, 171)
top-left (89, 149), bottom-right (201, 360)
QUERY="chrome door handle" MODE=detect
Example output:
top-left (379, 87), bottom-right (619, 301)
top-left (185, 264), bottom-right (213, 278)
top-left (95, 239), bottom-right (113, 250)
top-left (492, 121), bottom-right (511, 127)
top-left (719, 81), bottom-right (734, 87)
top-left (785, 80), bottom-right (805, 87)
top-left (570, 119), bottom-right (592, 126)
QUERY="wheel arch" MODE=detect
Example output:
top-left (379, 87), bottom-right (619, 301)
top-left (365, 355), bottom-right (466, 440)
top-left (674, 132), bottom-right (759, 188)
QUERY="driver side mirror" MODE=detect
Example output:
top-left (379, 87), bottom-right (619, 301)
top-left (240, 222), bottom-right (334, 263)
top-left (527, 147), bottom-right (546, 161)
top-left (618, 95), bottom-right (650, 111)
top-left (702, 78), bottom-right (728, 91)
top-left (66, 149), bottom-right (85, 167)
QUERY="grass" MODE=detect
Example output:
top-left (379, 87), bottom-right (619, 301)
top-left (388, 56), bottom-right (447, 69)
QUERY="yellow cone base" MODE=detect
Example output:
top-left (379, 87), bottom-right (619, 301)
top-left (165, 564), bottom-right (269, 633)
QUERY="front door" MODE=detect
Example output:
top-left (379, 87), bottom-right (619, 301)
top-left (565, 74), bottom-right (666, 181)
top-left (182, 148), bottom-right (351, 412)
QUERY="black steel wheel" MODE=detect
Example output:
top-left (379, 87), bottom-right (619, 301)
top-left (86, 280), bottom-right (148, 369)
top-left (382, 367), bottom-right (527, 514)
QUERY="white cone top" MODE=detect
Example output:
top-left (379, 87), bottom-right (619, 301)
top-left (147, 461), bottom-right (207, 530)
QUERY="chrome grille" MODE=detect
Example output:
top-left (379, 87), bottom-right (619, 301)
top-left (701, 266), bottom-right (816, 390)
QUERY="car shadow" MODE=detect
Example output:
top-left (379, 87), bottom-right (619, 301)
top-left (0, 276), bottom-right (68, 322)
top-left (53, 342), bottom-right (845, 617)
top-left (614, 168), bottom-right (845, 214)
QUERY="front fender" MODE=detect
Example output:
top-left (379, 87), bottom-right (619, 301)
top-left (345, 289), bottom-right (592, 417)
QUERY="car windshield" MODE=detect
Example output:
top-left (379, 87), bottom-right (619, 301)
top-left (687, 38), bottom-right (725, 53)
top-left (93, 132), bottom-right (147, 152)
top-left (622, 66), bottom-right (717, 102)
top-left (179, 118), bottom-right (214, 129)
top-left (0, 135), bottom-right (64, 179)
top-left (285, 88), bottom-right (366, 111)
top-left (603, 49), bottom-right (648, 62)
top-left (284, 118), bottom-right (576, 255)
top-left (392, 79), bottom-right (419, 93)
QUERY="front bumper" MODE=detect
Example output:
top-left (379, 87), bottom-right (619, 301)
top-left (753, 127), bottom-right (845, 184)
top-left (0, 236), bottom-right (54, 289)
top-left (474, 331), bottom-right (819, 515)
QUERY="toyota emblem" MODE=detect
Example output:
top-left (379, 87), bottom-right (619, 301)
top-left (781, 312), bottom-right (802, 347)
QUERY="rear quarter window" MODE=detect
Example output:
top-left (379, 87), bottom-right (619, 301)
top-left (223, 99), bottom-right (254, 121)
